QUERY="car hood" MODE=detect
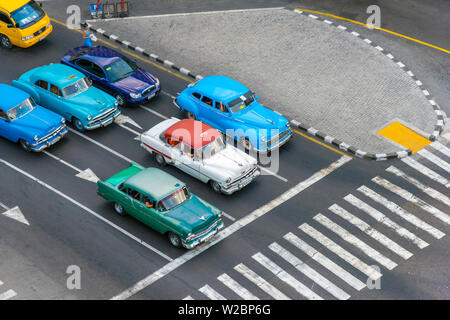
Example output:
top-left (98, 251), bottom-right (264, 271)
top-left (164, 195), bottom-right (220, 234)
top-left (113, 69), bottom-right (158, 94)
top-left (68, 87), bottom-right (117, 114)
top-left (235, 102), bottom-right (289, 132)
top-left (201, 146), bottom-right (257, 181)
top-left (12, 106), bottom-right (63, 137)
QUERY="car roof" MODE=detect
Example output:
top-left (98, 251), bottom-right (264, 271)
top-left (193, 75), bottom-right (250, 103)
top-left (1, 0), bottom-right (30, 13)
top-left (164, 119), bottom-right (221, 150)
top-left (124, 168), bottom-right (185, 200)
top-left (31, 64), bottom-right (85, 88)
top-left (69, 46), bottom-right (122, 68)
top-left (0, 84), bottom-right (29, 111)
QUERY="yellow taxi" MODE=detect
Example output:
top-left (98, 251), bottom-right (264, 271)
top-left (0, 0), bottom-right (52, 48)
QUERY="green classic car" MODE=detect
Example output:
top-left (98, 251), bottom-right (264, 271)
top-left (97, 163), bottom-right (224, 249)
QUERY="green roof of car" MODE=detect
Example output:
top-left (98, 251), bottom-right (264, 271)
top-left (124, 167), bottom-right (185, 200)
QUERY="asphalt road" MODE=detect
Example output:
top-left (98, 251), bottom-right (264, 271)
top-left (0, 0), bottom-right (449, 301)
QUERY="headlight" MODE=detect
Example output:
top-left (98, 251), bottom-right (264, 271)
top-left (34, 135), bottom-right (39, 141)
top-left (286, 122), bottom-right (291, 128)
top-left (130, 92), bottom-right (141, 99)
top-left (22, 35), bottom-right (34, 41)
top-left (155, 78), bottom-right (160, 87)
top-left (61, 118), bottom-right (66, 124)
top-left (87, 115), bottom-right (92, 121)
top-left (47, 23), bottom-right (51, 29)
top-left (114, 100), bottom-right (119, 106)
top-left (226, 177), bottom-right (231, 183)
top-left (218, 211), bottom-right (223, 218)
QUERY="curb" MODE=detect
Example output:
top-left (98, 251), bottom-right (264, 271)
top-left (87, 25), bottom-right (204, 81)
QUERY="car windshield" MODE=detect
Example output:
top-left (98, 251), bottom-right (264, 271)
top-left (198, 136), bottom-right (226, 160)
top-left (159, 187), bottom-right (190, 211)
top-left (7, 98), bottom-right (36, 120)
top-left (104, 57), bottom-right (138, 82)
top-left (62, 77), bottom-right (91, 98)
top-left (10, 1), bottom-right (45, 29)
top-left (227, 91), bottom-right (255, 113)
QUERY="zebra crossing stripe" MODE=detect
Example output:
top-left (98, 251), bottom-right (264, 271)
top-left (299, 224), bottom-right (382, 280)
top-left (313, 214), bottom-right (398, 270)
top-left (417, 149), bottom-right (450, 173)
top-left (329, 204), bottom-right (413, 259)
top-left (344, 193), bottom-right (429, 249)
top-left (199, 285), bottom-right (227, 300)
top-left (401, 157), bottom-right (450, 187)
top-left (252, 252), bottom-right (323, 300)
top-left (429, 141), bottom-right (450, 158)
top-left (0, 289), bottom-right (17, 300)
top-left (386, 166), bottom-right (450, 211)
top-left (234, 264), bottom-right (290, 300)
top-left (358, 184), bottom-right (445, 239)
top-left (372, 177), bottom-right (450, 226)
top-left (269, 242), bottom-right (351, 300)
top-left (283, 233), bottom-right (366, 290)
top-left (183, 295), bottom-right (194, 300)
top-left (217, 273), bottom-right (259, 300)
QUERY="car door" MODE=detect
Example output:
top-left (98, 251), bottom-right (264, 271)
top-left (0, 11), bottom-right (17, 44)
top-left (176, 142), bottom-right (208, 182)
top-left (212, 101), bottom-right (234, 133)
top-left (0, 109), bottom-right (13, 141)
top-left (198, 95), bottom-right (220, 128)
top-left (75, 59), bottom-right (111, 94)
top-left (33, 80), bottom-right (55, 112)
top-left (46, 83), bottom-right (70, 119)
top-left (131, 194), bottom-right (166, 233)
top-left (117, 185), bottom-right (137, 216)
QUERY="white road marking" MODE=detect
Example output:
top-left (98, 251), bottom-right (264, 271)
top-left (221, 211), bottom-right (236, 222)
top-left (283, 233), bottom-right (366, 291)
top-left (345, 193), bottom-right (429, 249)
top-left (111, 156), bottom-right (352, 300)
top-left (161, 90), bottom-right (176, 99)
top-left (199, 285), bottom-right (227, 300)
top-left (401, 157), bottom-right (450, 187)
top-left (234, 263), bottom-right (290, 300)
top-left (217, 273), bottom-right (259, 300)
top-left (299, 224), bottom-right (382, 280)
top-left (115, 114), bottom-right (143, 130)
top-left (252, 252), bottom-right (323, 300)
top-left (0, 201), bottom-right (9, 211)
top-left (0, 206), bottom-right (30, 226)
top-left (259, 166), bottom-right (288, 183)
top-left (373, 177), bottom-right (450, 226)
top-left (357, 185), bottom-right (444, 240)
top-left (269, 242), bottom-right (350, 300)
top-left (329, 204), bottom-right (413, 259)
top-left (183, 295), bottom-right (194, 300)
top-left (417, 149), bottom-right (450, 173)
top-left (429, 141), bottom-right (450, 158)
top-left (43, 151), bottom-right (100, 183)
top-left (0, 289), bottom-right (17, 300)
top-left (139, 105), bottom-right (169, 120)
top-left (116, 122), bottom-right (142, 140)
top-left (313, 214), bottom-right (397, 269)
top-left (386, 166), bottom-right (450, 208)
top-left (0, 158), bottom-right (173, 262)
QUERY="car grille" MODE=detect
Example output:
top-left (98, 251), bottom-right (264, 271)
top-left (34, 26), bottom-right (46, 37)
top-left (189, 219), bottom-right (221, 242)
top-left (267, 130), bottom-right (290, 148)
top-left (37, 124), bottom-right (66, 145)
top-left (229, 166), bottom-right (258, 186)
top-left (89, 108), bottom-right (117, 125)
top-left (142, 85), bottom-right (156, 97)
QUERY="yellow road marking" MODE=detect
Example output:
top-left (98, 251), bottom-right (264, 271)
top-left (377, 121), bottom-right (431, 153)
top-left (296, 8), bottom-right (450, 55)
top-left (293, 130), bottom-right (351, 157)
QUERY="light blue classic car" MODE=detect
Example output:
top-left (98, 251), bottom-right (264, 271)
top-left (12, 63), bottom-right (120, 131)
top-left (174, 75), bottom-right (292, 152)
top-left (0, 84), bottom-right (67, 152)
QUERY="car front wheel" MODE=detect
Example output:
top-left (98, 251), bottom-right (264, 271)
top-left (185, 111), bottom-right (196, 120)
top-left (210, 180), bottom-right (222, 194)
top-left (72, 117), bottom-right (85, 132)
top-left (19, 139), bottom-right (31, 152)
top-left (114, 203), bottom-right (126, 216)
top-left (0, 34), bottom-right (12, 49)
top-left (168, 232), bottom-right (182, 248)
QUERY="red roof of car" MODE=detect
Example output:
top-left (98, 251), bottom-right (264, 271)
top-left (164, 119), bottom-right (221, 149)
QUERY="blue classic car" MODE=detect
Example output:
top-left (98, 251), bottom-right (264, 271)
top-left (0, 84), bottom-right (67, 152)
top-left (174, 76), bottom-right (292, 152)
top-left (12, 63), bottom-right (120, 131)
top-left (61, 46), bottom-right (161, 107)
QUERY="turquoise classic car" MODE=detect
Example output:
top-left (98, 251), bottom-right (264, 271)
top-left (97, 163), bottom-right (224, 249)
top-left (12, 63), bottom-right (120, 131)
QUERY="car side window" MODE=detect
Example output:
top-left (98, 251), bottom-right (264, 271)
top-left (0, 109), bottom-right (8, 121)
top-left (0, 12), bottom-right (11, 25)
top-left (181, 143), bottom-right (194, 157)
top-left (192, 92), bottom-right (201, 100)
top-left (91, 63), bottom-right (106, 78)
top-left (126, 188), bottom-right (140, 200)
top-left (35, 80), bottom-right (49, 90)
top-left (141, 194), bottom-right (155, 209)
top-left (50, 84), bottom-right (63, 97)
top-left (201, 96), bottom-right (214, 107)
top-left (167, 138), bottom-right (180, 148)
top-left (215, 101), bottom-right (228, 113)
top-left (75, 59), bottom-right (93, 72)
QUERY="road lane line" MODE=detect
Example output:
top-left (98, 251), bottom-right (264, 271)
top-left (372, 177), bottom-right (450, 226)
top-left (417, 149), bottom-right (450, 173)
top-left (401, 157), bottom-right (450, 187)
top-left (386, 166), bottom-right (450, 208)
top-left (269, 242), bottom-right (350, 300)
top-left (313, 214), bottom-right (397, 269)
top-left (0, 289), bottom-right (17, 300)
top-left (183, 295), bottom-right (194, 300)
top-left (0, 158), bottom-right (173, 262)
top-left (430, 141), bottom-right (450, 158)
top-left (43, 151), bottom-right (83, 173)
top-left (0, 202), bottom-right (9, 211)
top-left (299, 224), bottom-right (382, 280)
top-left (329, 204), bottom-right (413, 259)
top-left (234, 263), bottom-right (290, 300)
top-left (345, 193), bottom-right (429, 248)
top-left (259, 166), bottom-right (288, 183)
top-left (217, 273), bottom-right (259, 300)
top-left (283, 233), bottom-right (366, 290)
top-left (252, 252), bottom-right (323, 300)
top-left (139, 105), bottom-right (169, 120)
top-left (111, 155), bottom-right (352, 300)
top-left (199, 285), bottom-right (227, 300)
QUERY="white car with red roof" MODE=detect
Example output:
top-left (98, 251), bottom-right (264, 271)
top-left (140, 118), bottom-right (260, 195)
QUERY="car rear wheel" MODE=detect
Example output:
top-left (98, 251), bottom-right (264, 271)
top-left (19, 139), bottom-right (31, 152)
top-left (168, 232), bottom-right (182, 248)
top-left (240, 137), bottom-right (253, 152)
top-left (210, 180), bottom-right (222, 194)
top-left (185, 111), bottom-right (196, 120)
top-left (155, 153), bottom-right (166, 166)
top-left (113, 203), bottom-right (126, 216)
top-left (115, 94), bottom-right (126, 107)
top-left (72, 117), bottom-right (85, 132)
top-left (0, 34), bottom-right (12, 49)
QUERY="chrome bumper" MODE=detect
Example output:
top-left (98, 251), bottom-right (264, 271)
top-left (85, 109), bottom-right (121, 130)
top-left (182, 221), bottom-right (224, 249)
top-left (221, 167), bottom-right (261, 195)
top-left (31, 127), bottom-right (68, 152)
